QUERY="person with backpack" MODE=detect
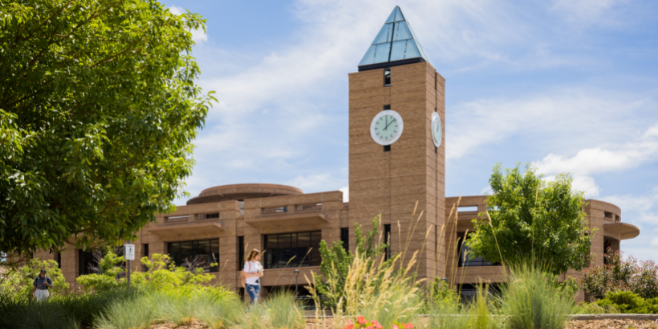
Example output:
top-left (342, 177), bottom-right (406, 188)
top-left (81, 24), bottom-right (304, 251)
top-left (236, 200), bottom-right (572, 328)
top-left (32, 269), bottom-right (53, 301)
top-left (241, 249), bottom-right (263, 304)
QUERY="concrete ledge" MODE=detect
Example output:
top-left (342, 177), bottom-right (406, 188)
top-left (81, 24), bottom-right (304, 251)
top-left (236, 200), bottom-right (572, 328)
top-left (570, 314), bottom-right (658, 321)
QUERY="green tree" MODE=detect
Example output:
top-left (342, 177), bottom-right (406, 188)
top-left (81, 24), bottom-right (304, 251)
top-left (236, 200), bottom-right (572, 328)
top-left (467, 163), bottom-right (593, 275)
top-left (0, 0), bottom-right (215, 257)
top-left (314, 216), bottom-right (391, 310)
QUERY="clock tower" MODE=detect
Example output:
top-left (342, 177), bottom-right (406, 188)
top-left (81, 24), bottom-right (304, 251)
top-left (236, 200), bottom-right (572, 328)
top-left (348, 6), bottom-right (446, 281)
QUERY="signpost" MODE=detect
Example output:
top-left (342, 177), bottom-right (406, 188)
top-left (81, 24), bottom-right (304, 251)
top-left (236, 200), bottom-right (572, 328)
top-left (124, 244), bottom-right (135, 291)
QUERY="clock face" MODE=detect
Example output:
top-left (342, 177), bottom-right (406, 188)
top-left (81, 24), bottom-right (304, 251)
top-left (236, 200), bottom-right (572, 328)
top-left (431, 112), bottom-right (442, 147)
top-left (370, 110), bottom-right (404, 145)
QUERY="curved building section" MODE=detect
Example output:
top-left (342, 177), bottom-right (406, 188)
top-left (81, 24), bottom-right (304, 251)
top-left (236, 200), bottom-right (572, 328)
top-left (187, 183), bottom-right (304, 205)
top-left (444, 196), bottom-right (641, 289)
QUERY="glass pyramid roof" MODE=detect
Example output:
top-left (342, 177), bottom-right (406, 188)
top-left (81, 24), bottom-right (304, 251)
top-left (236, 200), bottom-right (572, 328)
top-left (359, 6), bottom-right (434, 68)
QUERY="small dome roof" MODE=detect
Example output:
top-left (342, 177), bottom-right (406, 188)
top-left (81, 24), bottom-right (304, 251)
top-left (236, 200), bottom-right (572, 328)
top-left (186, 183), bottom-right (303, 205)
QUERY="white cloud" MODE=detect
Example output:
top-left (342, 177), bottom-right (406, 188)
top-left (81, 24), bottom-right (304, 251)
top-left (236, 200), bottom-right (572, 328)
top-left (447, 89), bottom-right (655, 160)
top-left (169, 5), bottom-right (208, 44)
top-left (606, 187), bottom-right (658, 225)
top-left (652, 237), bottom-right (658, 247)
top-left (340, 186), bottom-right (349, 202)
top-left (287, 173), bottom-right (346, 193)
top-left (533, 124), bottom-right (658, 197)
top-left (572, 176), bottom-right (600, 197)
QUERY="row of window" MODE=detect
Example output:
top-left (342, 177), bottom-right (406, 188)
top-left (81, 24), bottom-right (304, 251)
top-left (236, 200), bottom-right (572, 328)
top-left (76, 230), bottom-right (491, 276)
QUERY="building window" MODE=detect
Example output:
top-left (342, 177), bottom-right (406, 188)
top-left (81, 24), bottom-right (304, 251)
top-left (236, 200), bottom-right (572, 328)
top-left (384, 224), bottom-right (391, 260)
top-left (239, 200), bottom-right (244, 216)
top-left (459, 283), bottom-right (501, 303)
top-left (167, 239), bottom-right (219, 273)
top-left (56, 252), bottom-right (61, 269)
top-left (238, 236), bottom-right (245, 270)
top-left (341, 228), bottom-right (349, 252)
top-left (384, 68), bottom-right (391, 86)
top-left (263, 231), bottom-right (322, 269)
top-left (78, 247), bottom-right (125, 277)
top-left (384, 104), bottom-right (391, 110)
top-left (142, 243), bottom-right (149, 271)
top-left (384, 145), bottom-right (391, 152)
top-left (458, 232), bottom-right (500, 267)
top-left (199, 213), bottom-right (219, 219)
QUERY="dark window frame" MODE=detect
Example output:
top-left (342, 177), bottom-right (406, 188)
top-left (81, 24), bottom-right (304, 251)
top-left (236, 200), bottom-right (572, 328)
top-left (384, 224), bottom-right (391, 260)
top-left (263, 231), bottom-right (322, 269)
top-left (167, 239), bottom-right (219, 273)
top-left (340, 227), bottom-right (349, 252)
top-left (238, 236), bottom-right (245, 270)
top-left (384, 68), bottom-right (391, 86)
top-left (78, 247), bottom-right (125, 277)
top-left (142, 243), bottom-right (149, 271)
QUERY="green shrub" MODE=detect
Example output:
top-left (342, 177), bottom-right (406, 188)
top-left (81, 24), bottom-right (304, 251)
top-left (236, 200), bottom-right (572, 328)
top-left (596, 291), bottom-right (658, 314)
top-left (76, 248), bottom-right (126, 292)
top-left (131, 253), bottom-right (218, 293)
top-left (0, 258), bottom-right (68, 301)
top-left (0, 296), bottom-right (79, 329)
top-left (573, 302), bottom-right (619, 314)
top-left (0, 289), bottom-right (136, 329)
top-left (427, 277), bottom-right (459, 306)
top-left (499, 265), bottom-right (575, 329)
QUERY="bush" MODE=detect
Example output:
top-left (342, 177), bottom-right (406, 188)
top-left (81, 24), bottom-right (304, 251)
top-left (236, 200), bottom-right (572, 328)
top-left (0, 289), bottom-right (137, 329)
top-left (580, 250), bottom-right (658, 301)
top-left (596, 291), bottom-right (658, 314)
top-left (0, 258), bottom-right (68, 301)
top-left (76, 248), bottom-right (126, 292)
top-left (499, 265), bottom-right (575, 329)
top-left (573, 302), bottom-right (619, 314)
top-left (427, 277), bottom-right (459, 306)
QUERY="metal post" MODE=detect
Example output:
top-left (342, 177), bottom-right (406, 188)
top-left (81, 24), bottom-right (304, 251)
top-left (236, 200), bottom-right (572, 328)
top-left (127, 259), bottom-right (131, 292)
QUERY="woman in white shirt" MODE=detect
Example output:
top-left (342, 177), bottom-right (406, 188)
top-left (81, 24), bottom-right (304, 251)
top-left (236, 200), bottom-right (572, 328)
top-left (242, 249), bottom-right (263, 304)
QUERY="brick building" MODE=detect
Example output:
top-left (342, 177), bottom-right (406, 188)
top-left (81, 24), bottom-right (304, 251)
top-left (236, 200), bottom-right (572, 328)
top-left (34, 6), bottom-right (640, 299)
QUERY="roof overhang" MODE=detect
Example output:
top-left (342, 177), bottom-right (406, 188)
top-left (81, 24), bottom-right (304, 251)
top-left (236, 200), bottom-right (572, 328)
top-left (146, 221), bottom-right (225, 239)
top-left (246, 212), bottom-right (327, 229)
top-left (604, 222), bottom-right (640, 240)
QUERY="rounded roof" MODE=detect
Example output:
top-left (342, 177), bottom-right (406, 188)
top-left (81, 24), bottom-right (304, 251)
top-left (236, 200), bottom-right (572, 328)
top-left (186, 183), bottom-right (303, 205)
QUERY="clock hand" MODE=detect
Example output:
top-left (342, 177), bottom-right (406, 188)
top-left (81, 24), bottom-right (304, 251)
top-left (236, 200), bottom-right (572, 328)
top-left (384, 116), bottom-right (388, 131)
top-left (385, 118), bottom-right (396, 130)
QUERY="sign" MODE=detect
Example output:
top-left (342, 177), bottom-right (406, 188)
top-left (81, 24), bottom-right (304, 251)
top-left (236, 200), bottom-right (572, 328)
top-left (124, 244), bottom-right (135, 261)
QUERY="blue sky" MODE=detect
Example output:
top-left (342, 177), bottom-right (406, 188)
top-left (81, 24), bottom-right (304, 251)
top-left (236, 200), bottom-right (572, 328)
top-left (166, 0), bottom-right (658, 262)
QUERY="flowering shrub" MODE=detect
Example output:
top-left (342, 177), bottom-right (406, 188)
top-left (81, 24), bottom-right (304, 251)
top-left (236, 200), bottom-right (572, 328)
top-left (580, 250), bottom-right (658, 301)
top-left (343, 316), bottom-right (414, 329)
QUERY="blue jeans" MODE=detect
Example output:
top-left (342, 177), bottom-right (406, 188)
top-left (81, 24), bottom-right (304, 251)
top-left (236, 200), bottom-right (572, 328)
top-left (246, 284), bottom-right (260, 304)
